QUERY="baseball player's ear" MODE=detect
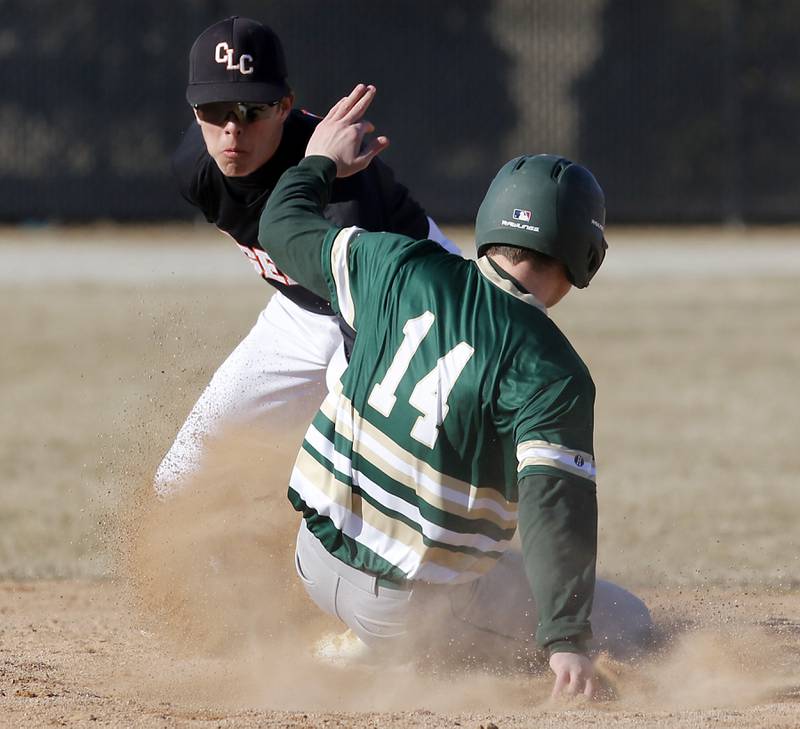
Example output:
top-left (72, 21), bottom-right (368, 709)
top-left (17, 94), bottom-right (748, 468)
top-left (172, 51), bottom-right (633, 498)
top-left (278, 95), bottom-right (294, 119)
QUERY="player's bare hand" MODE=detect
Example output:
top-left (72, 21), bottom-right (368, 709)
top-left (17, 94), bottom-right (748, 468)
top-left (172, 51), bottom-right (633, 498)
top-left (305, 84), bottom-right (390, 177)
top-left (549, 652), bottom-right (596, 699)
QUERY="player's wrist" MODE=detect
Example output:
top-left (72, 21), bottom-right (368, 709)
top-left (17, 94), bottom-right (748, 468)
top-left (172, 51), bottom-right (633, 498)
top-left (299, 155), bottom-right (339, 183)
top-left (300, 152), bottom-right (336, 169)
top-left (546, 637), bottom-right (589, 658)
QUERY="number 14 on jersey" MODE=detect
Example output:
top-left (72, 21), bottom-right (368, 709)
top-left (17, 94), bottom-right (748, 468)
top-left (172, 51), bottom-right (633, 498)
top-left (367, 311), bottom-right (474, 449)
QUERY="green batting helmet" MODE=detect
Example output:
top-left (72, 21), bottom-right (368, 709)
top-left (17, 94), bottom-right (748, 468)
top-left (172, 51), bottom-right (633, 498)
top-left (475, 154), bottom-right (608, 288)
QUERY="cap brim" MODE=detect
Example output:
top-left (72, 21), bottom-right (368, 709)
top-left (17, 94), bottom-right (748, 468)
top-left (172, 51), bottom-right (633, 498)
top-left (186, 80), bottom-right (289, 106)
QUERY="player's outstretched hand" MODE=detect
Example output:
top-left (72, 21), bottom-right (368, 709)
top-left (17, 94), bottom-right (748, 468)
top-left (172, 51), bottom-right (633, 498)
top-left (549, 651), bottom-right (596, 699)
top-left (306, 83), bottom-right (390, 178)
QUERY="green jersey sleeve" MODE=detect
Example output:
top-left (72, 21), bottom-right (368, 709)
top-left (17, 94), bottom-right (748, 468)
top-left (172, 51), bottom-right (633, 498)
top-left (514, 372), bottom-right (596, 486)
top-left (321, 224), bottom-right (440, 332)
top-left (517, 472), bottom-right (597, 654)
top-left (260, 154), bottom-right (438, 320)
top-left (513, 364), bottom-right (598, 654)
top-left (258, 155), bottom-right (340, 300)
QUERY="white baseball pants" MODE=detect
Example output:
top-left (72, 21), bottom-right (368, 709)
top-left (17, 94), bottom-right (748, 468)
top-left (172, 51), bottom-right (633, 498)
top-left (154, 291), bottom-right (342, 497)
top-left (155, 219), bottom-right (458, 497)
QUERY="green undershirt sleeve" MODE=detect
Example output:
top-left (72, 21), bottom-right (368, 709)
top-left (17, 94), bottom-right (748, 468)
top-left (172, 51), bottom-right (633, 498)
top-left (517, 472), bottom-right (597, 656)
top-left (258, 155), bottom-right (339, 300)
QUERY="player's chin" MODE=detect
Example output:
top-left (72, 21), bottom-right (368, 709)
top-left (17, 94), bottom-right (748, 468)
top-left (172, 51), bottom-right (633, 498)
top-left (216, 155), bottom-right (253, 177)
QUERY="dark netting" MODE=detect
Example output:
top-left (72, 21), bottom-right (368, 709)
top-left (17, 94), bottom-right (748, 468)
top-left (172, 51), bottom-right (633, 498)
top-left (572, 0), bottom-right (799, 223)
top-left (1, 0), bottom-right (798, 223)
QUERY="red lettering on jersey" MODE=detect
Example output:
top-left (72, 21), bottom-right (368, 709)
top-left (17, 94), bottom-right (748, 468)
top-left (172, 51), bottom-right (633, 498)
top-left (216, 229), bottom-right (297, 286)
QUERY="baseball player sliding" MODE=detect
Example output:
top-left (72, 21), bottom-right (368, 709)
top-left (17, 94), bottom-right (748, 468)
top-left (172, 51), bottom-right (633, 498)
top-left (260, 84), bottom-right (653, 698)
top-left (155, 17), bottom-right (457, 495)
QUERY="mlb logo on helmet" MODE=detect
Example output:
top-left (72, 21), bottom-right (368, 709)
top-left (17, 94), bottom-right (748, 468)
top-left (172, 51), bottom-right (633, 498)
top-left (512, 209), bottom-right (532, 222)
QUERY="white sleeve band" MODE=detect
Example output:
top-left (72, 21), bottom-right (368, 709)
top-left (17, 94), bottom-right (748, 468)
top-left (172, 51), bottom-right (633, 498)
top-left (516, 439), bottom-right (596, 483)
top-left (329, 226), bottom-right (363, 330)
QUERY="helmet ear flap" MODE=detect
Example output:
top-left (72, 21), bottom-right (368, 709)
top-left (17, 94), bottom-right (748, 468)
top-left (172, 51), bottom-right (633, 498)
top-left (583, 237), bottom-right (608, 287)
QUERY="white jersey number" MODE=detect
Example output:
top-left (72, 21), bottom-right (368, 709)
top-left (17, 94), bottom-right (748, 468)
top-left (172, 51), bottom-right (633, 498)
top-left (368, 311), bottom-right (474, 448)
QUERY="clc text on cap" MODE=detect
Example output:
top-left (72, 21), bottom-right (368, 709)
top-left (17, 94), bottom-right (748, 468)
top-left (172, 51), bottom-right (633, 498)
top-left (186, 16), bottom-right (290, 106)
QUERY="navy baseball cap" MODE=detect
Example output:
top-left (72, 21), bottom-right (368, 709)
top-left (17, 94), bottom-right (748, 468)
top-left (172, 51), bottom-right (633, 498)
top-left (186, 16), bottom-right (290, 106)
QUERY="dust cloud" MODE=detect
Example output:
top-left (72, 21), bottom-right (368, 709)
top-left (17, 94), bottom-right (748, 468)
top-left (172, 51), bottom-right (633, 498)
top-left (593, 628), bottom-right (795, 712)
top-left (115, 428), bottom-right (796, 714)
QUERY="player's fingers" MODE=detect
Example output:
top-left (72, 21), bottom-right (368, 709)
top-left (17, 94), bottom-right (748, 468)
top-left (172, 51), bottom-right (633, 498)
top-left (331, 87), bottom-right (359, 114)
top-left (583, 675), bottom-right (596, 699)
top-left (347, 82), bottom-right (368, 101)
top-left (369, 135), bottom-right (391, 155)
top-left (354, 135), bottom-right (390, 167)
top-left (323, 85), bottom-right (361, 122)
top-left (565, 669), bottom-right (580, 695)
top-left (344, 84), bottom-right (376, 121)
top-left (331, 84), bottom-right (368, 120)
top-left (349, 120), bottom-right (377, 149)
top-left (551, 671), bottom-right (568, 698)
top-left (324, 97), bottom-right (347, 122)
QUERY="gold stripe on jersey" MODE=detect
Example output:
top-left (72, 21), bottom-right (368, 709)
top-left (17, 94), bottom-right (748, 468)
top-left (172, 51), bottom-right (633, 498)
top-left (318, 390), bottom-right (518, 526)
top-left (303, 422), bottom-right (512, 555)
top-left (475, 257), bottom-right (547, 311)
top-left (293, 449), bottom-right (423, 576)
top-left (516, 439), bottom-right (596, 483)
top-left (328, 226), bottom-right (363, 330)
top-left (293, 447), bottom-right (502, 583)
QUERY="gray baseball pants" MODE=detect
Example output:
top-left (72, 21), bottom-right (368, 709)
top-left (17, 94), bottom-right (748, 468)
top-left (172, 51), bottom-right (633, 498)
top-left (294, 519), bottom-right (652, 663)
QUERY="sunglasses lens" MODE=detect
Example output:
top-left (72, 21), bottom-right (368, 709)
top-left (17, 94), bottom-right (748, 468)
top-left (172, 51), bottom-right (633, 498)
top-left (195, 102), bottom-right (227, 125)
top-left (196, 102), bottom-right (275, 125)
top-left (242, 104), bottom-right (269, 123)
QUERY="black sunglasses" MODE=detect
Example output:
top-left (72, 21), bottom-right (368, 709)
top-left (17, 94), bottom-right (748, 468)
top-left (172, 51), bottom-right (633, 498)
top-left (193, 100), bottom-right (281, 126)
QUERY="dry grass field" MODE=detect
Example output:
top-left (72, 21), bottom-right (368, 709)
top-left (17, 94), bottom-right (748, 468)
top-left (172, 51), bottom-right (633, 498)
top-left (1, 224), bottom-right (799, 727)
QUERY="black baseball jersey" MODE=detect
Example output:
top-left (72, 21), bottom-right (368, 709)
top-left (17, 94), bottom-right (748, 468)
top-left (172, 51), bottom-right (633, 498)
top-left (171, 109), bottom-right (430, 314)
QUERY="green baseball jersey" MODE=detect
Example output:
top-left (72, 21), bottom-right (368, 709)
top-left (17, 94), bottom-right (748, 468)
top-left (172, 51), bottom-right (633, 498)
top-left (261, 155), bottom-right (598, 651)
top-left (287, 224), bottom-right (596, 584)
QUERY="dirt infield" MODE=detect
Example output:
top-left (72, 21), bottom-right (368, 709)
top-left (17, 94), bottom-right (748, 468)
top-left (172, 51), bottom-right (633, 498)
top-left (3, 580), bottom-right (800, 728)
top-left (3, 225), bottom-right (800, 727)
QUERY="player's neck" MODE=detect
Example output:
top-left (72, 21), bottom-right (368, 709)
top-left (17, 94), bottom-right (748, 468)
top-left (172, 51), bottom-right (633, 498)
top-left (486, 253), bottom-right (572, 309)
